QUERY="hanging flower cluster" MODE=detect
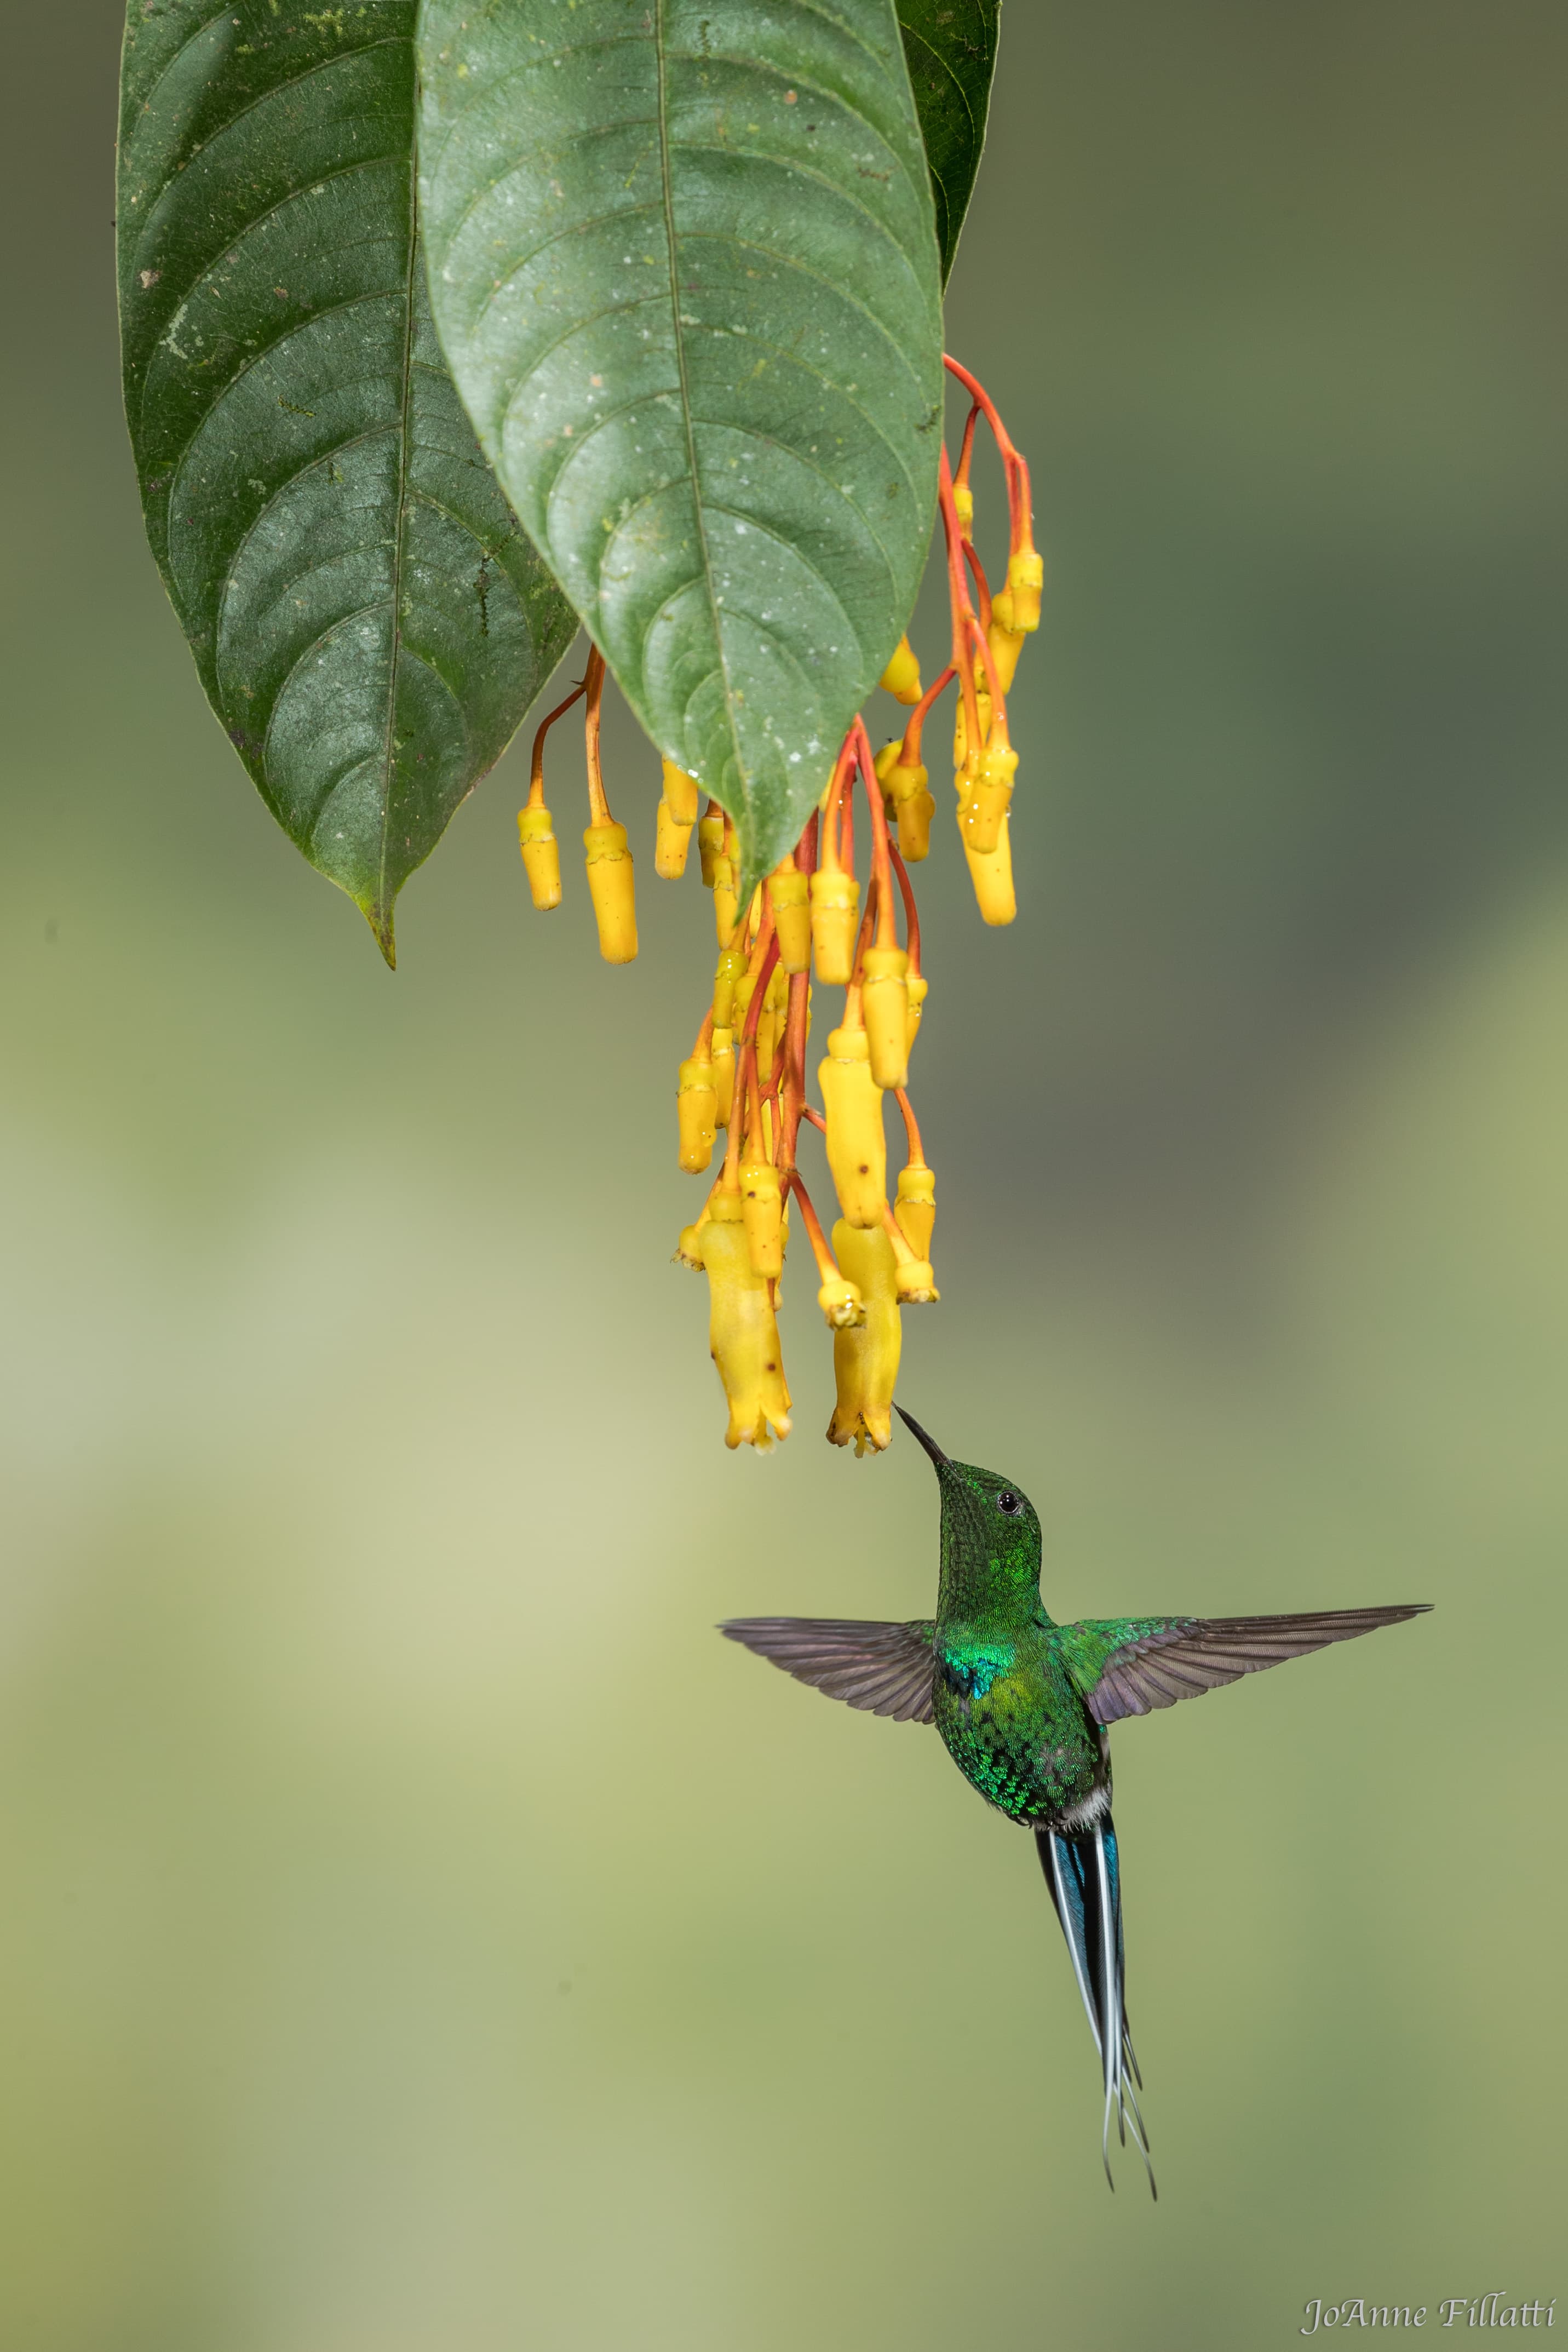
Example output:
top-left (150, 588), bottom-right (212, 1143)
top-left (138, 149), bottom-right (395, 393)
top-left (518, 357), bottom-right (1039, 1454)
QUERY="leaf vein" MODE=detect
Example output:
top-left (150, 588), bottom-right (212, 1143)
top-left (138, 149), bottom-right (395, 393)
top-left (163, 288), bottom-right (402, 523)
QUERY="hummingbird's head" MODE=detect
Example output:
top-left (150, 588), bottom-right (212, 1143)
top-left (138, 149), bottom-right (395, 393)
top-left (896, 1409), bottom-right (1044, 1610)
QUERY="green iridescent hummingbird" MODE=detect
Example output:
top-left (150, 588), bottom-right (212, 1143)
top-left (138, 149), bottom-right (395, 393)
top-left (722, 1410), bottom-right (1429, 2196)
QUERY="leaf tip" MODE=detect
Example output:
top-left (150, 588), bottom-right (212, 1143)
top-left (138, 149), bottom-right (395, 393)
top-left (364, 900), bottom-right (398, 970)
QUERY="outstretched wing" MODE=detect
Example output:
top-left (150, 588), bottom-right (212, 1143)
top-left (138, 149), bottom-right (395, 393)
top-left (1066, 1605), bottom-right (1431, 1726)
top-left (720, 1619), bottom-right (938, 1724)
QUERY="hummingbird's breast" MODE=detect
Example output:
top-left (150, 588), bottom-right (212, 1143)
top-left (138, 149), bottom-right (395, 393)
top-left (933, 1631), bottom-right (1108, 1831)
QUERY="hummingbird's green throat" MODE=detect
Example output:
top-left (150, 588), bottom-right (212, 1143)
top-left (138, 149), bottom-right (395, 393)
top-left (723, 1408), bottom-right (1430, 2196)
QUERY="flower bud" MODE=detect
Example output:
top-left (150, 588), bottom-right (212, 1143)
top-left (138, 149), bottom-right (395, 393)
top-left (894, 1161), bottom-right (935, 1260)
top-left (661, 759), bottom-right (700, 826)
top-left (697, 810), bottom-right (726, 888)
top-left (654, 795), bottom-right (693, 879)
top-left (769, 868), bottom-right (811, 973)
top-left (860, 944), bottom-right (909, 1091)
top-left (712, 942), bottom-right (747, 1029)
top-left (827, 1221), bottom-right (901, 1454)
top-left (583, 821), bottom-right (637, 962)
top-left (809, 867), bottom-right (859, 985)
top-left (893, 1256), bottom-right (939, 1305)
top-left (905, 971), bottom-right (928, 1058)
top-left (956, 739), bottom-right (1018, 858)
top-left (817, 1273), bottom-right (865, 1330)
top-left (703, 1192), bottom-right (791, 1449)
top-left (819, 1024), bottom-right (886, 1227)
top-left (516, 805), bottom-right (562, 910)
top-left (676, 1055), bottom-right (717, 1173)
top-left (964, 812), bottom-right (1016, 927)
top-left (740, 1155), bottom-right (783, 1278)
top-left (713, 857), bottom-right (739, 946)
top-left (711, 1025), bottom-right (736, 1127)
top-left (886, 756), bottom-right (934, 863)
top-left (732, 971), bottom-right (758, 1044)
top-left (1005, 544), bottom-right (1044, 632)
top-left (674, 1220), bottom-right (707, 1270)
top-left (952, 478), bottom-right (974, 539)
top-left (878, 633), bottom-right (922, 707)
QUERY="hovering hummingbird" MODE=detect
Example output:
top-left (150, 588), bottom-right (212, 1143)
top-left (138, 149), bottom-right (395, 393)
top-left (722, 1410), bottom-right (1429, 2196)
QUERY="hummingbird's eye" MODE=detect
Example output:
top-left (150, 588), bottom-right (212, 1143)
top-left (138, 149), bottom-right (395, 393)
top-left (997, 1491), bottom-right (1023, 1516)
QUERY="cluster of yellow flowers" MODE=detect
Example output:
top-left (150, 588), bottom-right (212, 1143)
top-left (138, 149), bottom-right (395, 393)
top-left (517, 357), bottom-right (1039, 1453)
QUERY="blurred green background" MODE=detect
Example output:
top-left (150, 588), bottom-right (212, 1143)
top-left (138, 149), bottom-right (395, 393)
top-left (2, 3), bottom-right (1565, 2345)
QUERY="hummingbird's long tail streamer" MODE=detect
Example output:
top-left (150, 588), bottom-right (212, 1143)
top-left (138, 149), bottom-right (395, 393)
top-left (1037, 1818), bottom-right (1157, 2199)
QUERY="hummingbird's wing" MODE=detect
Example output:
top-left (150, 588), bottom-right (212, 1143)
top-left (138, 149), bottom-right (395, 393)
top-left (719, 1619), bottom-right (938, 1723)
top-left (1066, 1605), bottom-right (1431, 1725)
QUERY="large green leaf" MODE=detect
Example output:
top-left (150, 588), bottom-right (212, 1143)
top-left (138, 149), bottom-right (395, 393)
top-left (118, 1), bottom-right (577, 962)
top-left (897, 0), bottom-right (1002, 281)
top-left (416, 0), bottom-right (945, 890)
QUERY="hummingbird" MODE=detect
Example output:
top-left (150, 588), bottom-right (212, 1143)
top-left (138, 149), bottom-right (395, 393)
top-left (721, 1410), bottom-right (1429, 2196)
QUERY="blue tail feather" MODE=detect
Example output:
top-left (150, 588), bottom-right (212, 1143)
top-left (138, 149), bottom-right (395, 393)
top-left (1037, 1816), bottom-right (1156, 2198)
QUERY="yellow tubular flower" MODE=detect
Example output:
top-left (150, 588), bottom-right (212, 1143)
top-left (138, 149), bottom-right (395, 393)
top-left (895, 1160), bottom-right (935, 1260)
top-left (661, 759), bottom-right (699, 826)
top-left (905, 972), bottom-right (928, 1058)
top-left (953, 478), bottom-right (974, 539)
top-left (583, 821), bottom-right (637, 962)
top-left (809, 867), bottom-right (859, 985)
top-left (965, 812), bottom-right (1016, 927)
top-left (711, 1026), bottom-right (736, 1128)
top-left (711, 942), bottom-right (746, 1030)
top-left (740, 1154), bottom-right (784, 1279)
top-left (676, 1055), bottom-right (717, 1173)
top-left (819, 1024), bottom-right (887, 1227)
top-left (703, 1192), bottom-right (791, 1449)
top-left (957, 738), bottom-right (1018, 858)
top-left (860, 944), bottom-right (910, 1092)
top-left (827, 1221), bottom-right (901, 1454)
top-left (697, 810), bottom-right (726, 889)
top-left (516, 805), bottom-right (562, 910)
top-left (878, 634), bottom-right (923, 706)
top-left (881, 1207), bottom-right (939, 1304)
top-left (894, 1255), bottom-right (939, 1303)
top-left (986, 609), bottom-right (1028, 694)
top-left (890, 761), bottom-right (935, 863)
top-left (713, 857), bottom-right (739, 946)
top-left (769, 868), bottom-right (811, 973)
top-left (654, 796), bottom-right (693, 880)
top-left (1006, 543), bottom-right (1044, 633)
top-left (875, 737), bottom-right (935, 864)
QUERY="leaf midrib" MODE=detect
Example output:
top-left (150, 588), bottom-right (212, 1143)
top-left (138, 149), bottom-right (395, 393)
top-left (373, 138), bottom-right (424, 938)
top-left (653, 0), bottom-right (746, 800)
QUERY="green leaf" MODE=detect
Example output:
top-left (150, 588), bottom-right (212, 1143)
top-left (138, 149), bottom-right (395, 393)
top-left (896, 0), bottom-right (1002, 282)
top-left (118, 1), bottom-right (577, 963)
top-left (416, 0), bottom-right (945, 890)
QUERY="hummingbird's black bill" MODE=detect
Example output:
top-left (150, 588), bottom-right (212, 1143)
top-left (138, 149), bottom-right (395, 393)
top-left (895, 1407), bottom-right (949, 1468)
